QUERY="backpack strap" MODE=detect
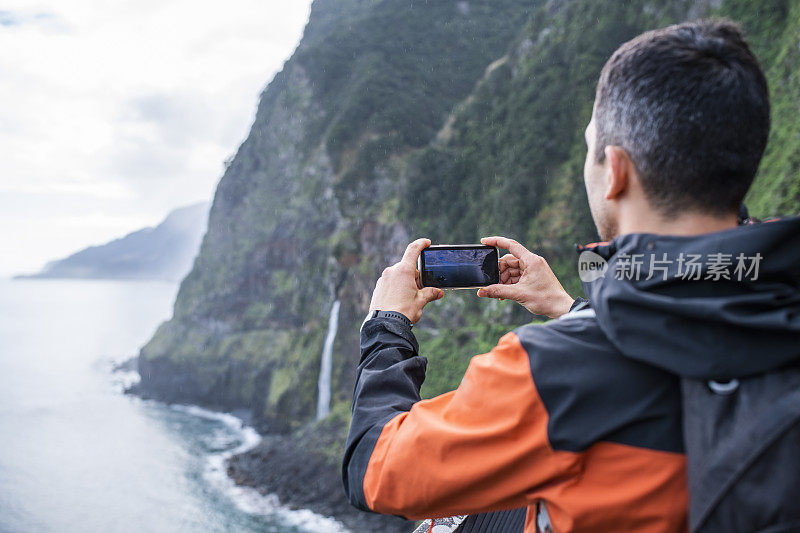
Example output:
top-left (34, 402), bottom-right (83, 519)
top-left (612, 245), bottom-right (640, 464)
top-left (453, 507), bottom-right (527, 532)
top-left (414, 508), bottom-right (527, 533)
top-left (690, 384), bottom-right (800, 531)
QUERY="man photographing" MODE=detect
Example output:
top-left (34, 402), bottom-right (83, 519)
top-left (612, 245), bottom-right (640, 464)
top-left (343, 19), bottom-right (800, 532)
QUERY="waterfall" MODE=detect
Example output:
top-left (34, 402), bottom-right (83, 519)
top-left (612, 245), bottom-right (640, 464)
top-left (316, 299), bottom-right (340, 421)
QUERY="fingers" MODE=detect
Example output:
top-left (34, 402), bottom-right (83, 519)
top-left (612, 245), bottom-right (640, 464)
top-left (481, 236), bottom-right (530, 260)
top-left (500, 254), bottom-right (522, 283)
top-left (499, 253), bottom-right (520, 269)
top-left (476, 284), bottom-right (518, 301)
top-left (401, 238), bottom-right (431, 267)
top-left (500, 268), bottom-right (521, 283)
top-left (500, 254), bottom-right (520, 268)
top-left (419, 287), bottom-right (444, 304)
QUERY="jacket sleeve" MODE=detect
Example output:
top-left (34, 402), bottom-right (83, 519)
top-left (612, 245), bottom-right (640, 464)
top-left (341, 317), bottom-right (583, 520)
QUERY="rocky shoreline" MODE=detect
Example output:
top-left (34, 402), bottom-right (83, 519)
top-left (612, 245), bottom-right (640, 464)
top-left (226, 428), bottom-right (411, 533)
top-left (121, 362), bottom-right (410, 532)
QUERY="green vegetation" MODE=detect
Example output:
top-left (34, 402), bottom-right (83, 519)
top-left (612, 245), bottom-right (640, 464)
top-left (730, 0), bottom-right (800, 215)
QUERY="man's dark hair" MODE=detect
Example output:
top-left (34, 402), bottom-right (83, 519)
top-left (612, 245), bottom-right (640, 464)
top-left (594, 19), bottom-right (770, 216)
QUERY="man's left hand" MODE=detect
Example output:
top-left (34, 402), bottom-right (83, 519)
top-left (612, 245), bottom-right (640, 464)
top-left (369, 238), bottom-right (444, 324)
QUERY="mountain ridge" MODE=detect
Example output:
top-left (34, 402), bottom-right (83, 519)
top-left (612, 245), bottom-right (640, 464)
top-left (18, 202), bottom-right (209, 282)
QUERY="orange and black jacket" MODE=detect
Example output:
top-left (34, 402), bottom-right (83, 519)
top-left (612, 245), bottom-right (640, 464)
top-left (342, 304), bottom-right (687, 532)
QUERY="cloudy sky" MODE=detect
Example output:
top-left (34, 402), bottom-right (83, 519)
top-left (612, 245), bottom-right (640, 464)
top-left (0, 0), bottom-right (312, 277)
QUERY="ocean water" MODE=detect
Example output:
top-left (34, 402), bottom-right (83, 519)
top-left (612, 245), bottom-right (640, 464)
top-left (0, 279), bottom-right (346, 533)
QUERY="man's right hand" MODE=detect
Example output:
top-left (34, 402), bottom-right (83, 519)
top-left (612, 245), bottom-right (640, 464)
top-left (477, 236), bottom-right (574, 319)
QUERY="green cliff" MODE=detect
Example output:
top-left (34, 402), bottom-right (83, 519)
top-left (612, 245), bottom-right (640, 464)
top-left (137, 0), bottom-right (536, 432)
top-left (137, 0), bottom-right (800, 522)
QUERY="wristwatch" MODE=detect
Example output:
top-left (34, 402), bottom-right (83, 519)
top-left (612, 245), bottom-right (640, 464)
top-left (361, 309), bottom-right (413, 331)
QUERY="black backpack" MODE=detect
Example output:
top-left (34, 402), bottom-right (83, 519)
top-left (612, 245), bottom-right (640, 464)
top-left (682, 368), bottom-right (800, 532)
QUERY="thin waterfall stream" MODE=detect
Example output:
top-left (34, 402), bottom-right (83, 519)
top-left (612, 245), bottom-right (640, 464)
top-left (316, 299), bottom-right (340, 420)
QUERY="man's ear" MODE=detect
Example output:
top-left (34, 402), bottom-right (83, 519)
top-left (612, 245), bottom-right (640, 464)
top-left (603, 145), bottom-right (629, 200)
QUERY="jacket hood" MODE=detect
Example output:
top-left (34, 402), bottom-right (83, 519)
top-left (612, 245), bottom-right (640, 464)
top-left (581, 217), bottom-right (800, 379)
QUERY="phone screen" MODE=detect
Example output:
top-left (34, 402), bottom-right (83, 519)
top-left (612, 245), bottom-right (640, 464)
top-left (419, 245), bottom-right (499, 289)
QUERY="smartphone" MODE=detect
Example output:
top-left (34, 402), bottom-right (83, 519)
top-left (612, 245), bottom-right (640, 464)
top-left (418, 244), bottom-right (499, 289)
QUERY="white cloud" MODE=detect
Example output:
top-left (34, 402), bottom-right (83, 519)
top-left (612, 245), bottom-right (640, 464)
top-left (0, 0), bottom-right (312, 276)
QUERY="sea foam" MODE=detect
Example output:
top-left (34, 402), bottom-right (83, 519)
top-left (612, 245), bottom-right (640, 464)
top-left (170, 404), bottom-right (350, 533)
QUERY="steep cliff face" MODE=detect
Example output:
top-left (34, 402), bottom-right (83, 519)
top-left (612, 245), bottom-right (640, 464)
top-left (139, 0), bottom-right (800, 437)
top-left (137, 0), bottom-right (535, 432)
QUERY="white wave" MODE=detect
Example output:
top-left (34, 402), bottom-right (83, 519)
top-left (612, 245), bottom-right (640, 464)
top-left (107, 356), bottom-right (140, 392)
top-left (109, 370), bottom-right (140, 392)
top-left (170, 403), bottom-right (350, 533)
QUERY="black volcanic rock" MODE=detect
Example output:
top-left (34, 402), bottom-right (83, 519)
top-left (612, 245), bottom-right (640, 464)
top-left (226, 416), bottom-right (410, 533)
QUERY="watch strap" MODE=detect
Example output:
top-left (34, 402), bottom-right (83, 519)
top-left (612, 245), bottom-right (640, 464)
top-left (361, 309), bottom-right (413, 331)
top-left (374, 310), bottom-right (413, 328)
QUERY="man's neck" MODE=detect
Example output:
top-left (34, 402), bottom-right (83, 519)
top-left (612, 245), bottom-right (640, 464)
top-left (617, 210), bottom-right (739, 238)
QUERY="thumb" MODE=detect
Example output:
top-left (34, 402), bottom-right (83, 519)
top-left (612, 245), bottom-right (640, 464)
top-left (420, 287), bottom-right (445, 304)
top-left (477, 284), bottom-right (519, 301)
